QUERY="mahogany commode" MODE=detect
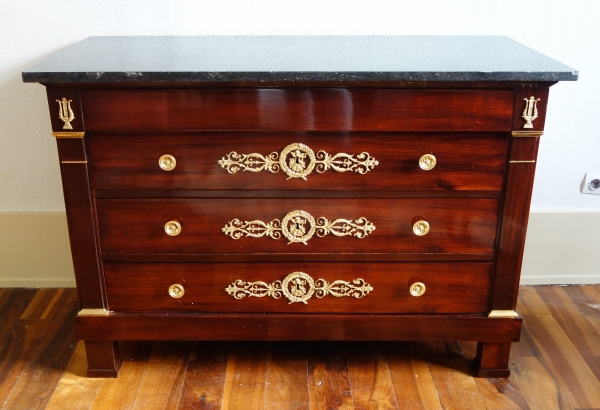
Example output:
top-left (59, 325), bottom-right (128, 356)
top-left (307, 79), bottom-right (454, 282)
top-left (23, 36), bottom-right (577, 378)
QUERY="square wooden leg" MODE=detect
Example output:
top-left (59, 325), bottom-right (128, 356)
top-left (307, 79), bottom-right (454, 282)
top-left (474, 342), bottom-right (511, 378)
top-left (85, 340), bottom-right (122, 378)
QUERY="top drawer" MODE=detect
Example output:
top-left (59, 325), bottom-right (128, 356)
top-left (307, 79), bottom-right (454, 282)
top-left (80, 88), bottom-right (514, 132)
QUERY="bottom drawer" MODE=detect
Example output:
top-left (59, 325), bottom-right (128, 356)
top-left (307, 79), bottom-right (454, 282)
top-left (105, 262), bottom-right (491, 314)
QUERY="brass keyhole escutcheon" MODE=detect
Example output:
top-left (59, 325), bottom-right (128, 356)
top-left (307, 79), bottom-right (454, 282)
top-left (419, 154), bottom-right (436, 171)
top-left (413, 220), bottom-right (430, 236)
top-left (165, 221), bottom-right (182, 236)
top-left (410, 282), bottom-right (426, 297)
top-left (159, 154), bottom-right (176, 171)
top-left (168, 284), bottom-right (185, 299)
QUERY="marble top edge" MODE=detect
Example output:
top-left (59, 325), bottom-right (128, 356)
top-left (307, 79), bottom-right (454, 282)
top-left (22, 36), bottom-right (578, 83)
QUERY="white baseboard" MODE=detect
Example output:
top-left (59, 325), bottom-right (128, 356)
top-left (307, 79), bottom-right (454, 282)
top-left (0, 213), bottom-right (76, 287)
top-left (0, 211), bottom-right (598, 287)
top-left (520, 211), bottom-right (600, 285)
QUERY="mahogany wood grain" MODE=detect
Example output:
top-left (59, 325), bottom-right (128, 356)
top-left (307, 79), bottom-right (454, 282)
top-left (101, 252), bottom-right (493, 263)
top-left (474, 342), bottom-right (512, 378)
top-left (96, 198), bottom-right (499, 256)
top-left (104, 262), bottom-right (491, 314)
top-left (57, 138), bottom-right (87, 162)
top-left (56, 137), bottom-right (106, 310)
top-left (490, 137), bottom-right (540, 311)
top-left (94, 189), bottom-right (502, 199)
top-left (81, 88), bottom-right (514, 132)
top-left (85, 341), bottom-right (121, 378)
top-left (75, 314), bottom-right (522, 342)
top-left (87, 132), bottom-right (508, 192)
top-left (510, 137), bottom-right (540, 161)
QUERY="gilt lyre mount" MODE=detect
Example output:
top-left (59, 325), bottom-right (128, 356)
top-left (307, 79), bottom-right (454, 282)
top-left (522, 96), bottom-right (540, 129)
top-left (56, 97), bottom-right (75, 129)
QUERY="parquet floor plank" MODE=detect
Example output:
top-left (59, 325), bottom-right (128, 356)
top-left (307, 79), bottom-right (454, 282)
top-left (307, 342), bottom-right (354, 410)
top-left (509, 326), bottom-right (539, 358)
top-left (473, 376), bottom-right (530, 409)
top-left (562, 284), bottom-right (600, 329)
top-left (536, 285), bottom-right (600, 381)
top-left (0, 289), bottom-right (12, 314)
top-left (0, 289), bottom-right (44, 406)
top-left (518, 286), bottom-right (552, 316)
top-left (427, 358), bottom-right (486, 410)
top-left (510, 357), bottom-right (574, 410)
top-left (45, 341), bottom-right (102, 410)
top-left (412, 342), bottom-right (486, 410)
top-left (524, 311), bottom-right (600, 408)
top-left (221, 342), bottom-right (268, 410)
top-left (132, 341), bottom-right (191, 410)
top-left (178, 342), bottom-right (229, 410)
top-left (385, 342), bottom-right (443, 410)
top-left (90, 341), bottom-right (154, 410)
top-left (265, 342), bottom-right (309, 410)
top-left (346, 342), bottom-right (397, 410)
top-left (1, 289), bottom-right (79, 410)
top-left (0, 289), bottom-right (40, 344)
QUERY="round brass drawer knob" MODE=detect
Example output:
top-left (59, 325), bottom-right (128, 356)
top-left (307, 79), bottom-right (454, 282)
top-left (413, 220), bottom-right (430, 236)
top-left (410, 282), bottom-right (426, 297)
top-left (419, 154), bottom-right (436, 171)
top-left (164, 221), bottom-right (182, 236)
top-left (168, 284), bottom-right (185, 299)
top-left (159, 154), bottom-right (176, 171)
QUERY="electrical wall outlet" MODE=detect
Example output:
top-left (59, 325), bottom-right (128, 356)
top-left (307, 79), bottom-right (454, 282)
top-left (580, 173), bottom-right (600, 195)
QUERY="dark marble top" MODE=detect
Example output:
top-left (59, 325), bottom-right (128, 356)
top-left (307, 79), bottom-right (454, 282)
top-left (22, 36), bottom-right (578, 83)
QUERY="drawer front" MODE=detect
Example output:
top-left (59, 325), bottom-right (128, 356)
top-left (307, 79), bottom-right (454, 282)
top-left (81, 88), bottom-right (514, 132)
top-left (88, 132), bottom-right (508, 192)
top-left (96, 198), bottom-right (499, 255)
top-left (105, 262), bottom-right (491, 314)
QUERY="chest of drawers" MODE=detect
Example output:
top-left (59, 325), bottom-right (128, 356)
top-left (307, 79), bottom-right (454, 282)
top-left (23, 36), bottom-right (577, 378)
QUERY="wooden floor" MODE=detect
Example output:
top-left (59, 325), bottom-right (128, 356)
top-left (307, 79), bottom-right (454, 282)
top-left (1, 286), bottom-right (600, 409)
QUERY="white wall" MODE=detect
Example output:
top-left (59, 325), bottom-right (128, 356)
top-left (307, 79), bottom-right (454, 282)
top-left (0, 1), bottom-right (598, 286)
top-left (1, 0), bottom-right (599, 212)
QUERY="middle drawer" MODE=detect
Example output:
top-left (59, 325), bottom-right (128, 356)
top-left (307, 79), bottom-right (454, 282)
top-left (96, 198), bottom-right (499, 256)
